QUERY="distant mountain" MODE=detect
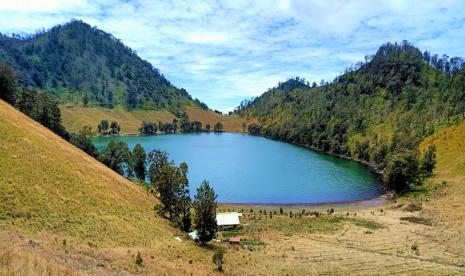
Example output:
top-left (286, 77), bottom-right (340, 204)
top-left (236, 41), bottom-right (465, 191)
top-left (0, 20), bottom-right (204, 113)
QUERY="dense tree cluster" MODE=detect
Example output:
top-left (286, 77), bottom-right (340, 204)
top-left (70, 125), bottom-right (99, 158)
top-left (236, 41), bottom-right (448, 192)
top-left (180, 117), bottom-right (203, 133)
top-left (0, 63), bottom-right (17, 105)
top-left (140, 116), bottom-right (214, 135)
top-left (139, 121), bottom-right (158, 135)
top-left (247, 123), bottom-right (262, 135)
top-left (0, 20), bottom-right (206, 113)
top-left (99, 141), bottom-right (132, 175)
top-left (97, 120), bottom-right (120, 135)
top-left (15, 87), bottom-right (69, 139)
top-left (214, 122), bottom-right (223, 132)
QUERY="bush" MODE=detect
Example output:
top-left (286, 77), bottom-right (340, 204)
top-left (135, 252), bottom-right (143, 266)
top-left (212, 248), bottom-right (224, 272)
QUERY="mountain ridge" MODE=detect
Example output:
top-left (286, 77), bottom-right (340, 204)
top-left (0, 20), bottom-right (205, 113)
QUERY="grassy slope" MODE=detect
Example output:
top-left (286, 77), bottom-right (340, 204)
top-left (2, 97), bottom-right (465, 275)
top-left (0, 100), bottom-right (214, 274)
top-left (418, 120), bottom-right (465, 256)
top-left (60, 105), bottom-right (251, 134)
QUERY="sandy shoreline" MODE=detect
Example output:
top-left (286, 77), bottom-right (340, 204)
top-left (219, 195), bottom-right (391, 212)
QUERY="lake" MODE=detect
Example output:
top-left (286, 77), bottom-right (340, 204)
top-left (92, 133), bottom-right (382, 204)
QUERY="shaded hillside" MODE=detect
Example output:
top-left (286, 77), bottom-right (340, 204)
top-left (0, 20), bottom-right (203, 113)
top-left (236, 41), bottom-right (465, 190)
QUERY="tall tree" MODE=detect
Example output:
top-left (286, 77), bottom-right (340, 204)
top-left (214, 122), bottom-right (223, 132)
top-left (99, 141), bottom-right (132, 176)
top-left (384, 150), bottom-right (419, 192)
top-left (177, 162), bottom-right (192, 232)
top-left (193, 180), bottom-right (218, 245)
top-left (110, 121), bottom-right (120, 135)
top-left (0, 63), bottom-right (17, 105)
top-left (132, 144), bottom-right (146, 181)
top-left (98, 120), bottom-right (109, 135)
top-left (148, 150), bottom-right (169, 189)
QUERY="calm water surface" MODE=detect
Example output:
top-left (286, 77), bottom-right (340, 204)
top-left (93, 133), bottom-right (382, 204)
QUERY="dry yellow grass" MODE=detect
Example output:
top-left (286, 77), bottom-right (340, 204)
top-left (0, 100), bottom-right (216, 274)
top-left (185, 105), bottom-right (254, 132)
top-left (60, 105), bottom-right (176, 134)
top-left (3, 98), bottom-right (465, 275)
top-left (60, 104), bottom-right (253, 134)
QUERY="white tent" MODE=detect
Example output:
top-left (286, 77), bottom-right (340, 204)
top-left (216, 212), bottom-right (242, 227)
top-left (188, 230), bottom-right (198, 240)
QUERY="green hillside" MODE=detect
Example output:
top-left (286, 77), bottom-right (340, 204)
top-left (236, 41), bottom-right (465, 191)
top-left (0, 20), bottom-right (204, 113)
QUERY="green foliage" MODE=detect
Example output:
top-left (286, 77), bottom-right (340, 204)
top-left (70, 126), bottom-right (99, 158)
top-left (383, 150), bottom-right (420, 192)
top-left (135, 251), bottom-right (143, 266)
top-left (420, 144), bottom-right (437, 176)
top-left (147, 150), bottom-right (169, 188)
top-left (139, 121), bottom-right (158, 135)
top-left (0, 63), bottom-right (16, 105)
top-left (16, 87), bottom-right (69, 140)
top-left (179, 114), bottom-right (203, 133)
top-left (110, 121), bottom-right (121, 135)
top-left (214, 122), bottom-right (223, 132)
top-left (132, 144), bottom-right (146, 181)
top-left (236, 41), bottom-right (464, 191)
top-left (99, 141), bottom-right (132, 175)
top-left (97, 120), bottom-right (120, 135)
top-left (0, 20), bottom-right (205, 112)
top-left (212, 248), bottom-right (225, 272)
top-left (247, 123), bottom-right (261, 135)
top-left (97, 119), bottom-right (109, 134)
top-left (148, 150), bottom-right (191, 229)
top-left (194, 180), bottom-right (218, 245)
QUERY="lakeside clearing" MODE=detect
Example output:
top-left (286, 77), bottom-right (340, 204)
top-left (60, 105), bottom-right (252, 134)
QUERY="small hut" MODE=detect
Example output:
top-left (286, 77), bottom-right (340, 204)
top-left (216, 212), bottom-right (242, 230)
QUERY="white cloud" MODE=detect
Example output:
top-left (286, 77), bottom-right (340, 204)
top-left (185, 32), bottom-right (230, 44)
top-left (0, 0), bottom-right (464, 111)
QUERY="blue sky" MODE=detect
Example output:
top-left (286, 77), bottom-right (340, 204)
top-left (0, 0), bottom-right (465, 112)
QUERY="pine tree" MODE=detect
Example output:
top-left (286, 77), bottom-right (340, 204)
top-left (132, 144), bottom-right (146, 181)
top-left (193, 180), bottom-right (217, 245)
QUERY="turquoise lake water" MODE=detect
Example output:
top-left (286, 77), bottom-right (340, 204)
top-left (92, 133), bottom-right (382, 204)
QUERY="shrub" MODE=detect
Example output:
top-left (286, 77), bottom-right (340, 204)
top-left (135, 252), bottom-right (143, 266)
top-left (212, 248), bottom-right (225, 272)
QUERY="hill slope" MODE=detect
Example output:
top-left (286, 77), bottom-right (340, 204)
top-left (0, 20), bottom-right (200, 113)
top-left (60, 105), bottom-right (251, 134)
top-left (236, 42), bottom-right (465, 189)
top-left (0, 99), bottom-right (165, 246)
top-left (0, 99), bottom-right (213, 274)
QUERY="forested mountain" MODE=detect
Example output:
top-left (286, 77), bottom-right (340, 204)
top-left (0, 20), bottom-right (204, 113)
top-left (236, 41), bottom-right (465, 191)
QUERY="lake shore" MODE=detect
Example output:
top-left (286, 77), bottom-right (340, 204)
top-left (219, 193), bottom-right (393, 212)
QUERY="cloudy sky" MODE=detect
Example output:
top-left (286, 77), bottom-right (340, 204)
top-left (0, 0), bottom-right (464, 111)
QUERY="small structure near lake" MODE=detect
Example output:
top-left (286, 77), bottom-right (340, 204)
top-left (229, 236), bottom-right (240, 244)
top-left (216, 212), bottom-right (242, 230)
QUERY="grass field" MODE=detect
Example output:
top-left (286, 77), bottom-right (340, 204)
top-left (60, 104), bottom-right (252, 134)
top-left (2, 99), bottom-right (465, 275)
